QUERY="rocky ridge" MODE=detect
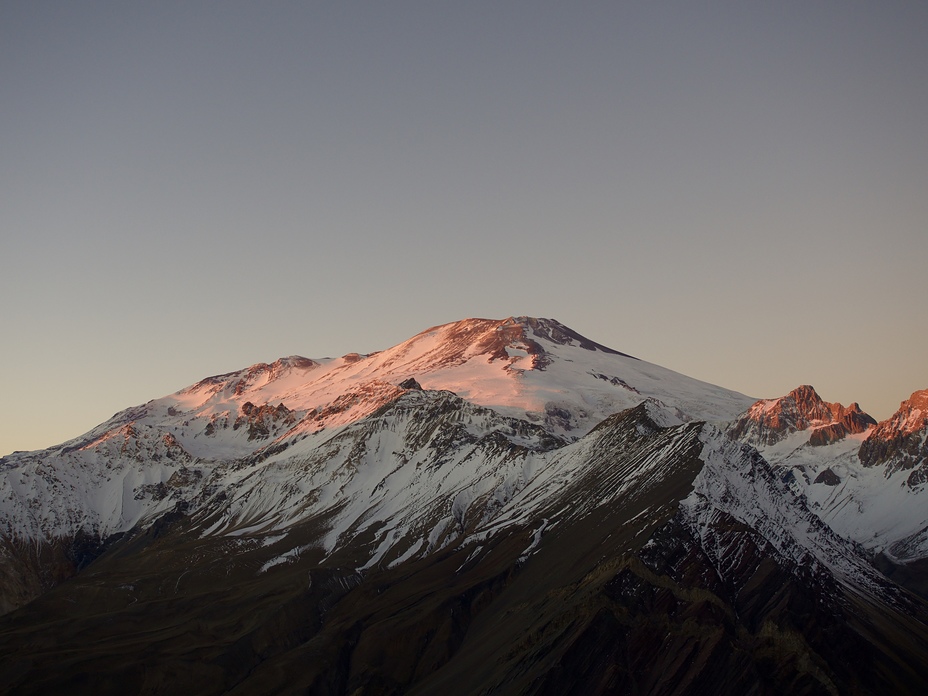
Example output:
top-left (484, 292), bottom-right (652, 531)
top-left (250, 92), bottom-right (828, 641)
top-left (727, 384), bottom-right (928, 591)
top-left (859, 389), bottom-right (928, 478)
top-left (728, 384), bottom-right (876, 447)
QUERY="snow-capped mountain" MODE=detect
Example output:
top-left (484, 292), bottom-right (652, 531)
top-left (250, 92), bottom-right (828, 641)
top-left (0, 317), bottom-right (926, 695)
top-left (728, 384), bottom-right (877, 447)
top-left (737, 387), bottom-right (928, 572)
top-left (859, 389), bottom-right (928, 477)
top-left (0, 316), bottom-right (754, 543)
top-left (65, 315), bottom-right (750, 453)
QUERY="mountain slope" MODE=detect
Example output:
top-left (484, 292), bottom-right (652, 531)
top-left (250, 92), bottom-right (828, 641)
top-left (0, 316), bottom-right (754, 546)
top-left (726, 386), bottom-right (928, 606)
top-left (1, 398), bottom-right (925, 695)
top-left (0, 317), bottom-right (926, 694)
top-left (728, 384), bottom-right (876, 447)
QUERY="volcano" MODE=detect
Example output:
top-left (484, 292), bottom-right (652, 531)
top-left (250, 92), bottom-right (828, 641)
top-left (1, 317), bottom-right (926, 695)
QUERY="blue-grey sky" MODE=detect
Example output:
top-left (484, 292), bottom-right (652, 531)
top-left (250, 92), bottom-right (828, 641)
top-left (2, 1), bottom-right (926, 455)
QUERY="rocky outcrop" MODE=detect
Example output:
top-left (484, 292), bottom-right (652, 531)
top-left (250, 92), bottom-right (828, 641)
top-left (729, 385), bottom-right (876, 447)
top-left (233, 401), bottom-right (296, 441)
top-left (398, 377), bottom-right (422, 391)
top-left (813, 468), bottom-right (841, 486)
top-left (859, 390), bottom-right (928, 477)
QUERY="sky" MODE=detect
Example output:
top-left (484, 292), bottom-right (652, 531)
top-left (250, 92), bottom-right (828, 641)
top-left (2, 1), bottom-right (926, 455)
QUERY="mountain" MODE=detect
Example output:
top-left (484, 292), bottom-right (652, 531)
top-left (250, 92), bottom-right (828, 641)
top-left (728, 384), bottom-right (877, 447)
top-left (0, 317), bottom-right (753, 546)
top-left (727, 387), bottom-right (928, 574)
top-left (859, 389), bottom-right (928, 477)
top-left (0, 316), bottom-right (926, 695)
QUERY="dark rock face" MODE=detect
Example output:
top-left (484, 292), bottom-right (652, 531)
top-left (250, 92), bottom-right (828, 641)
top-left (729, 385), bottom-right (877, 447)
top-left (233, 401), bottom-right (295, 440)
top-left (859, 390), bottom-right (928, 476)
top-left (845, 403), bottom-right (879, 429)
top-left (535, 518), bottom-right (863, 696)
top-left (809, 423), bottom-right (843, 447)
top-left (398, 377), bottom-right (422, 391)
top-left (813, 468), bottom-right (841, 486)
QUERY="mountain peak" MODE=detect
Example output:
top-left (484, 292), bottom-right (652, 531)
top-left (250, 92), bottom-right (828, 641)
top-left (859, 389), bottom-right (928, 477)
top-left (901, 388), bottom-right (928, 416)
top-left (2, 319), bottom-right (928, 694)
top-left (788, 384), bottom-right (821, 402)
top-left (867, 388), bottom-right (928, 439)
top-left (499, 316), bottom-right (634, 357)
top-left (399, 317), bottom-right (631, 377)
top-left (729, 385), bottom-right (876, 447)
top-left (4, 316), bottom-right (752, 471)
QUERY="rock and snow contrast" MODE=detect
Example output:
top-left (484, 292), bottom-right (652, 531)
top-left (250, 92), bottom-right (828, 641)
top-left (728, 384), bottom-right (877, 447)
top-left (0, 317), bottom-right (926, 695)
top-left (727, 386), bottom-right (928, 565)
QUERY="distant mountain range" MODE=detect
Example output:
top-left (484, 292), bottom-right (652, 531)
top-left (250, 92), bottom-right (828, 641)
top-left (1, 316), bottom-right (926, 694)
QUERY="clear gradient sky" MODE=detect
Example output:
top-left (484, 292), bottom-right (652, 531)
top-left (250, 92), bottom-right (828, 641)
top-left (2, 1), bottom-right (926, 455)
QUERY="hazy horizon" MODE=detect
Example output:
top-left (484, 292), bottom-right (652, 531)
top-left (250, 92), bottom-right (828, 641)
top-left (2, 1), bottom-right (926, 455)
